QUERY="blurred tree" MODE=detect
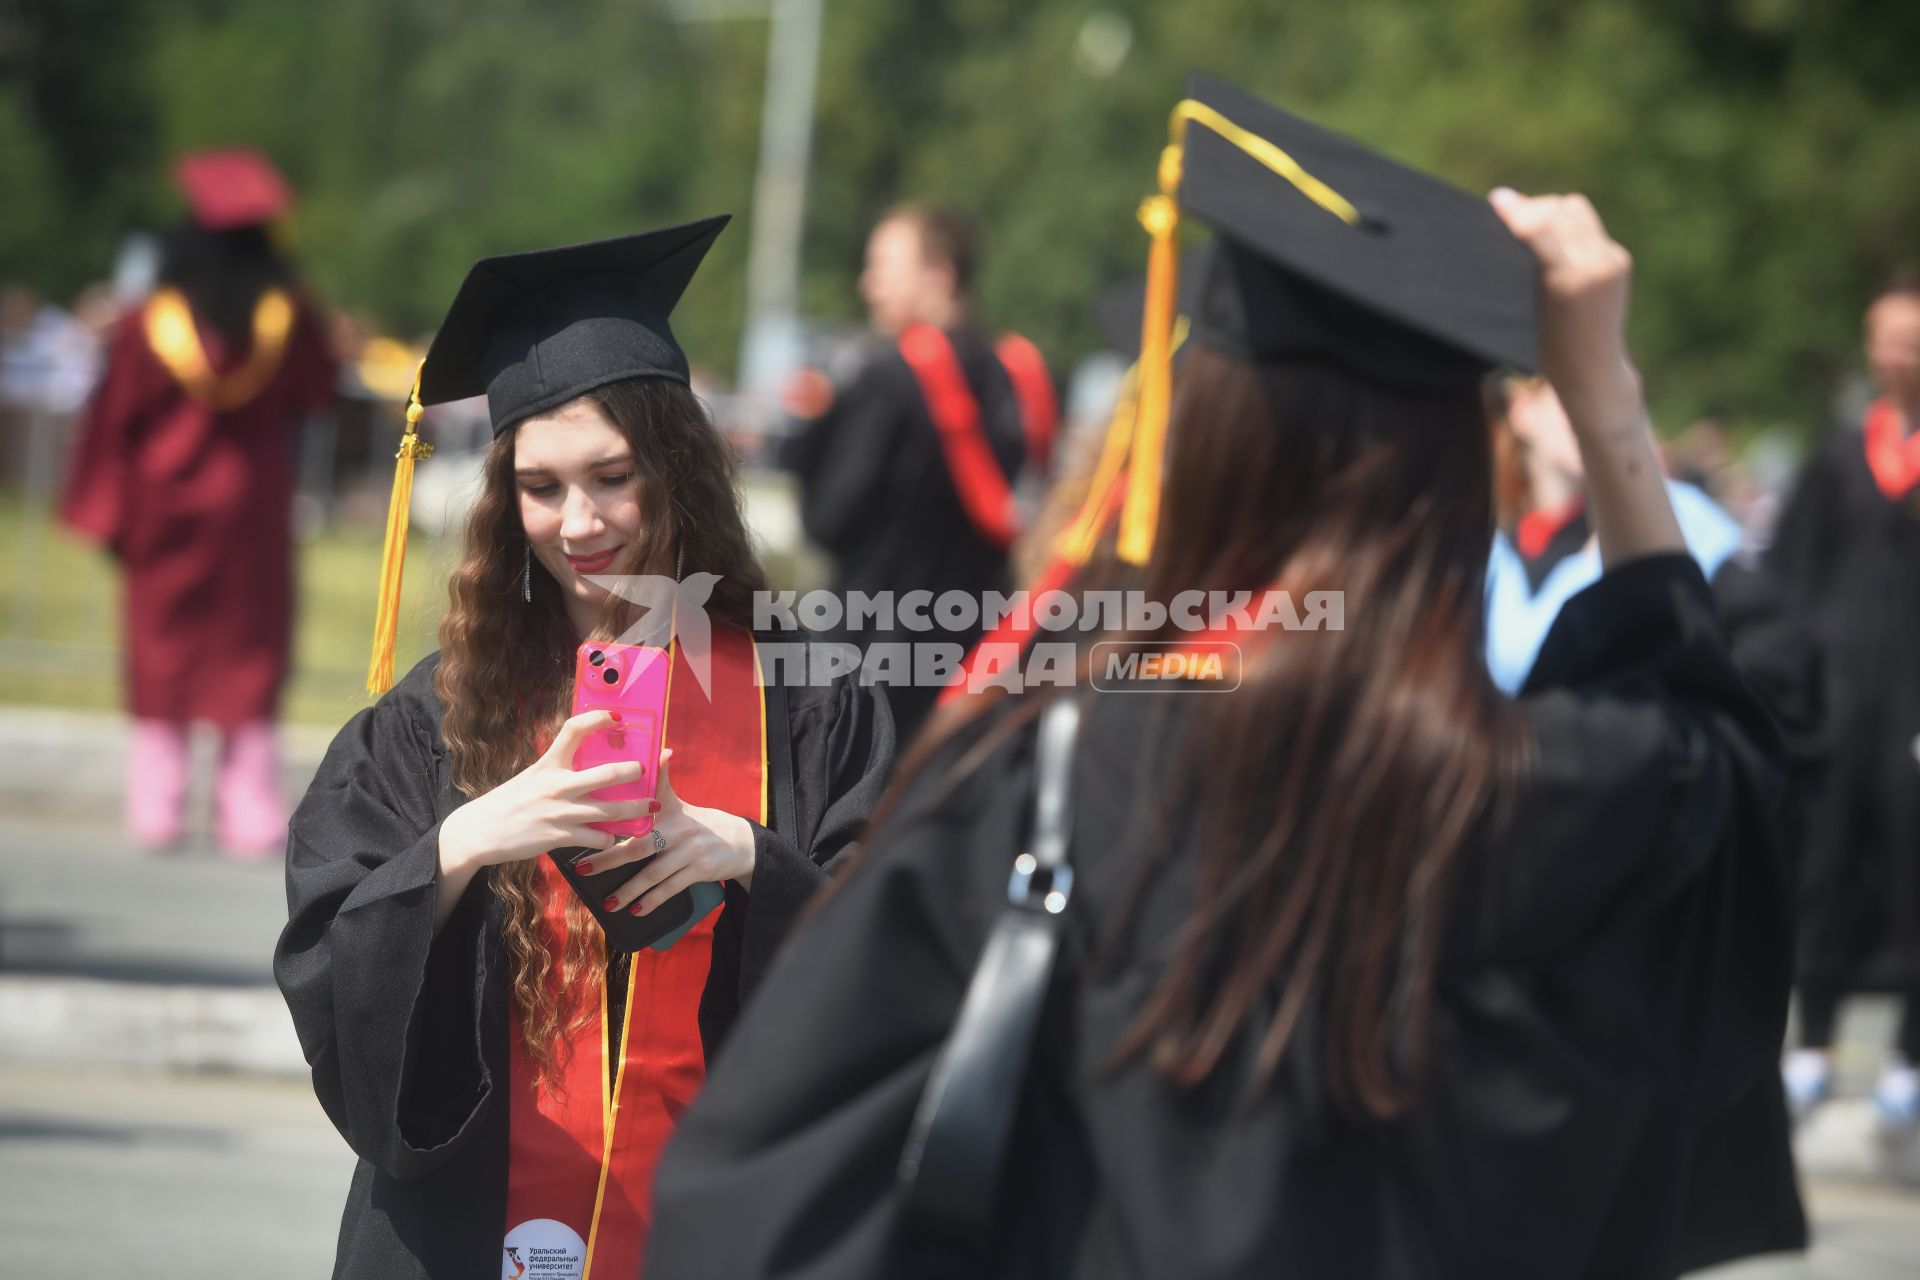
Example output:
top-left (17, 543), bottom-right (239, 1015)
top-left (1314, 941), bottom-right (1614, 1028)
top-left (0, 0), bottom-right (166, 296)
top-left (0, 0), bottom-right (1914, 436)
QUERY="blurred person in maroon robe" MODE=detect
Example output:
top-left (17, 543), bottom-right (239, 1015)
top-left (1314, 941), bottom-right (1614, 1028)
top-left (58, 149), bottom-right (337, 857)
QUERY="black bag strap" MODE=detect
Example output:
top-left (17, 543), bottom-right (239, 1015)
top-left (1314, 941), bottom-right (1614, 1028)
top-left (897, 696), bottom-right (1082, 1231)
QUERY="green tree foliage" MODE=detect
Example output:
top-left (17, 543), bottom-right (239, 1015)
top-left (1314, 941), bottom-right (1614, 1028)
top-left (2, 0), bottom-right (1915, 434)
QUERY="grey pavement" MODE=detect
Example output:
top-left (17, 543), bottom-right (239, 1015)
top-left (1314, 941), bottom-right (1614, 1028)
top-left (0, 1059), bottom-right (1914, 1280)
top-left (0, 807), bottom-right (306, 1075)
top-left (0, 1061), bottom-right (352, 1278)
top-left (0, 710), bottom-right (319, 1074)
top-left (1, 708), bottom-right (1918, 1276)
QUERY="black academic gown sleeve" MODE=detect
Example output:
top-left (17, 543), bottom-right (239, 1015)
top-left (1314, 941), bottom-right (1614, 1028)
top-left (1420, 555), bottom-right (1805, 1277)
top-left (647, 555), bottom-right (1802, 1280)
top-left (273, 658), bottom-right (492, 1184)
top-left (733, 668), bottom-right (897, 995)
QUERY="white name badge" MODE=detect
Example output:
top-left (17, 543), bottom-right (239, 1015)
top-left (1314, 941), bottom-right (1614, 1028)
top-left (502, 1218), bottom-right (587, 1280)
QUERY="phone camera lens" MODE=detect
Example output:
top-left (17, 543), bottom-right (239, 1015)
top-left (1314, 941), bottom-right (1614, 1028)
top-left (588, 650), bottom-right (607, 667)
top-left (603, 668), bottom-right (619, 685)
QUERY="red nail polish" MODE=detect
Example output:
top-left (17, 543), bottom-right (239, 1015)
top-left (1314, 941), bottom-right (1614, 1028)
top-left (609, 712), bottom-right (623, 723)
top-left (574, 861), bottom-right (592, 875)
top-left (603, 895), bottom-right (620, 911)
top-left (629, 902), bottom-right (647, 916)
top-left (648, 800), bottom-right (662, 813)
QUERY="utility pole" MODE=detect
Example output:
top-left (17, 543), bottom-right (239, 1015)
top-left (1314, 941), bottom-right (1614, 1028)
top-left (668, 0), bottom-right (825, 398)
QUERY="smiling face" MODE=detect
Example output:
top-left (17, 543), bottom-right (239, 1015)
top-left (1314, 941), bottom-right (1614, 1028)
top-left (513, 397), bottom-right (651, 637)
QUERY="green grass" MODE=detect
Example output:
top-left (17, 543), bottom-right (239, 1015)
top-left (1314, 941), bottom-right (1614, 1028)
top-left (0, 491), bottom-right (449, 729)
top-left (0, 469), bottom-right (822, 730)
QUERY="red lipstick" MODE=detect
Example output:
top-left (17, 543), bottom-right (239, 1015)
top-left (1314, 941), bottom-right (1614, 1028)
top-left (565, 547), bottom-right (621, 575)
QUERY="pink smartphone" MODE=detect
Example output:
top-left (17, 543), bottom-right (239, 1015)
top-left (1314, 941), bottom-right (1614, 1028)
top-left (570, 641), bottom-right (670, 838)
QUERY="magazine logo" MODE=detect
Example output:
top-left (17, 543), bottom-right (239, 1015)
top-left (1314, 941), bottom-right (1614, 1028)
top-left (1091, 642), bottom-right (1242, 692)
top-left (579, 578), bottom-right (1331, 693)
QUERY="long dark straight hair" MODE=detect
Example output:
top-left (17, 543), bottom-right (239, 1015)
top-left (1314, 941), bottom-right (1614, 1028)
top-left (880, 345), bottom-right (1528, 1118)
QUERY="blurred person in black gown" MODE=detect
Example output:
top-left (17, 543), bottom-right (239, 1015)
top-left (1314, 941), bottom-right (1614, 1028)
top-left (648, 77), bottom-right (1803, 1279)
top-left (781, 204), bottom-right (1054, 743)
top-left (1771, 268), bottom-right (1920, 1133)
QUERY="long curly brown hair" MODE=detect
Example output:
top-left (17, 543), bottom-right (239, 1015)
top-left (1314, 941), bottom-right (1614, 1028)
top-left (434, 377), bottom-right (766, 1082)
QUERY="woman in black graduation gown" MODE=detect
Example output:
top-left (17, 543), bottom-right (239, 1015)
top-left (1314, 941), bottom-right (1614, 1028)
top-left (647, 80), bottom-right (1803, 1280)
top-left (273, 219), bottom-right (893, 1280)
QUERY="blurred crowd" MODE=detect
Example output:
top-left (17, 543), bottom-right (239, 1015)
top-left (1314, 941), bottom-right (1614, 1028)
top-left (3, 113), bottom-right (1919, 1278)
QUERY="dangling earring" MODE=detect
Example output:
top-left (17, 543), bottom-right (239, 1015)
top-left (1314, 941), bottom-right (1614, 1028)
top-left (521, 543), bottom-right (532, 603)
top-left (675, 544), bottom-right (684, 582)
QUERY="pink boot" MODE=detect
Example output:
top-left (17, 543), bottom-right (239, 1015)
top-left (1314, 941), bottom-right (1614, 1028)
top-left (216, 721), bottom-right (288, 860)
top-left (127, 719), bottom-right (190, 849)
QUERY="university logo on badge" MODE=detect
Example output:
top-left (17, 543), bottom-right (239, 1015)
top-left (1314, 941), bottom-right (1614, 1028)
top-left (502, 1218), bottom-right (586, 1279)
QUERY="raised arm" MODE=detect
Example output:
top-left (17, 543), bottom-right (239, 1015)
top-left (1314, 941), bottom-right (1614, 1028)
top-left (1491, 189), bottom-right (1683, 568)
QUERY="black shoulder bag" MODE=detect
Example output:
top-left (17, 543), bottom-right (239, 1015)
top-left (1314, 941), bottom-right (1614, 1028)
top-left (896, 696), bottom-right (1083, 1232)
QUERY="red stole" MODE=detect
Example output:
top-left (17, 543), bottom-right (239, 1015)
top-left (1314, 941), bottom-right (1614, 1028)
top-left (994, 332), bottom-right (1060, 474)
top-left (502, 625), bottom-right (766, 1280)
top-left (1515, 496), bottom-right (1586, 560)
top-left (1863, 397), bottom-right (1920, 501)
top-left (898, 324), bottom-right (1024, 550)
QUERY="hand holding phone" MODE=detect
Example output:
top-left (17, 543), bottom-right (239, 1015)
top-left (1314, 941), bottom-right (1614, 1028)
top-left (569, 641), bottom-right (669, 836)
top-left (549, 641), bottom-right (723, 951)
top-left (435, 709), bottom-right (649, 874)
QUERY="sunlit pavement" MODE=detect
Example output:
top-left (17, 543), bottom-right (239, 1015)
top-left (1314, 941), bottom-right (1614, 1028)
top-left (0, 1061), bottom-right (351, 1278)
top-left (0, 737), bottom-right (1915, 1277)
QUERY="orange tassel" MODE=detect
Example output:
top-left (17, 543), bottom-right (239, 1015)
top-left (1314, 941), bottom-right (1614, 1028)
top-left (366, 366), bottom-right (432, 696)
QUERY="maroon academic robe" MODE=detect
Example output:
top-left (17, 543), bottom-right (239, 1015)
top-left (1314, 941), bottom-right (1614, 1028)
top-left (58, 293), bottom-right (337, 726)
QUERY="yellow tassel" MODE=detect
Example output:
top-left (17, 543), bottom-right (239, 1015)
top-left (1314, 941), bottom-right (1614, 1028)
top-left (1117, 141), bottom-right (1186, 565)
top-left (366, 365), bottom-right (433, 696)
top-left (1111, 98), bottom-right (1362, 567)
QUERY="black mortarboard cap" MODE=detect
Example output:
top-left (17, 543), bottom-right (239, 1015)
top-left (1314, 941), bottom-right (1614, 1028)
top-left (419, 215), bottom-right (730, 433)
top-left (1110, 75), bottom-right (1540, 564)
top-left (1179, 72), bottom-right (1538, 388)
top-left (365, 215), bottom-right (728, 696)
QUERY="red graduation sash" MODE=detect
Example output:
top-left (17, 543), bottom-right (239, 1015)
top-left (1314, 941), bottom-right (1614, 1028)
top-left (899, 324), bottom-right (1023, 550)
top-left (502, 624), bottom-right (766, 1280)
top-left (995, 331), bottom-right (1059, 474)
top-left (1863, 397), bottom-right (1920, 502)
